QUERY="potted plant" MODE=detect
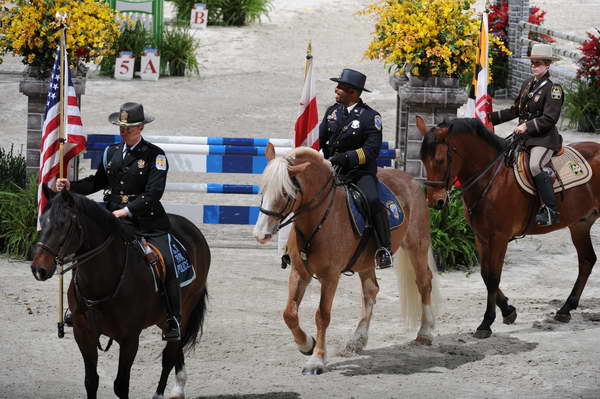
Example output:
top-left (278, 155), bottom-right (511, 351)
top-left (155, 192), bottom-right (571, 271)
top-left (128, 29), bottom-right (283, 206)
top-left (100, 20), bottom-right (157, 76)
top-left (563, 29), bottom-right (600, 133)
top-left (160, 24), bottom-right (200, 76)
top-left (0, 0), bottom-right (122, 78)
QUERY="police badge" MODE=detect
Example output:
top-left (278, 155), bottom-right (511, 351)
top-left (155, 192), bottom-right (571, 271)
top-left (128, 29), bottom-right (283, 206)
top-left (120, 111), bottom-right (128, 123)
top-left (351, 120), bottom-right (360, 129)
top-left (137, 159), bottom-right (145, 169)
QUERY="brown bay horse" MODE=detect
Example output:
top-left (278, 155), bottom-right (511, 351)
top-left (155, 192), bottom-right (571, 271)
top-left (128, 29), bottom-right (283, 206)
top-left (417, 116), bottom-right (600, 338)
top-left (31, 187), bottom-right (210, 398)
top-left (253, 143), bottom-right (441, 374)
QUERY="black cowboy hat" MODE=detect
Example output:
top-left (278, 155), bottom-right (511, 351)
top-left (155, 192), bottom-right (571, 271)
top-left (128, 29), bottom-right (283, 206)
top-left (330, 68), bottom-right (371, 92)
top-left (108, 102), bottom-right (155, 126)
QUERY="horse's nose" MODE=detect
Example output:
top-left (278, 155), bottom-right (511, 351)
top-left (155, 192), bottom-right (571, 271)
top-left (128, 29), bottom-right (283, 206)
top-left (435, 199), bottom-right (445, 210)
top-left (31, 264), bottom-right (48, 281)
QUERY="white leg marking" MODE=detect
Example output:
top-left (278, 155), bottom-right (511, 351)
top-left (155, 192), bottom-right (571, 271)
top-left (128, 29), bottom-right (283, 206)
top-left (417, 304), bottom-right (435, 339)
top-left (297, 335), bottom-right (315, 353)
top-left (169, 367), bottom-right (187, 399)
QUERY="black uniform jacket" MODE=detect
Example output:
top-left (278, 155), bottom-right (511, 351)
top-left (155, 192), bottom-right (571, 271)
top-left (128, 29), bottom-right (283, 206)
top-left (490, 72), bottom-right (563, 152)
top-left (318, 99), bottom-right (383, 178)
top-left (71, 138), bottom-right (171, 233)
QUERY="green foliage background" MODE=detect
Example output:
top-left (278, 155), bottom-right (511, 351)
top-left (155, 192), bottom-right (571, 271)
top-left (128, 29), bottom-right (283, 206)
top-left (429, 188), bottom-right (478, 271)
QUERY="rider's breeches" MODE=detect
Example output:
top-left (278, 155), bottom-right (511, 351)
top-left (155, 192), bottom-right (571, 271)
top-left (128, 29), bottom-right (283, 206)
top-left (356, 174), bottom-right (383, 215)
top-left (529, 146), bottom-right (553, 177)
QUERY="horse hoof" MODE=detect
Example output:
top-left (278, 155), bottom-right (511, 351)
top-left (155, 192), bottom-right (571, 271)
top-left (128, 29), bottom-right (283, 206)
top-left (503, 307), bottom-right (517, 325)
top-left (299, 336), bottom-right (316, 356)
top-left (554, 313), bottom-right (571, 323)
top-left (415, 335), bottom-right (433, 346)
top-left (302, 366), bottom-right (324, 375)
top-left (473, 329), bottom-right (492, 339)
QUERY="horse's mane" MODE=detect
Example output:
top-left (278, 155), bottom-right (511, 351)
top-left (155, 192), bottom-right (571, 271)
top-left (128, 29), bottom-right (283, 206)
top-left (420, 118), bottom-right (506, 159)
top-left (51, 191), bottom-right (122, 234)
top-left (261, 147), bottom-right (330, 200)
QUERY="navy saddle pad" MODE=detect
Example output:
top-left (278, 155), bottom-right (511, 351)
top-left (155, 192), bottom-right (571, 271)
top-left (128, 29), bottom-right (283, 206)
top-left (345, 182), bottom-right (404, 236)
top-left (168, 234), bottom-right (196, 288)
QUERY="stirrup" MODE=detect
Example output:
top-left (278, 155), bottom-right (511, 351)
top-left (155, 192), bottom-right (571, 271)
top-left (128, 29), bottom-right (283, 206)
top-left (162, 317), bottom-right (181, 342)
top-left (535, 206), bottom-right (560, 226)
top-left (375, 247), bottom-right (393, 269)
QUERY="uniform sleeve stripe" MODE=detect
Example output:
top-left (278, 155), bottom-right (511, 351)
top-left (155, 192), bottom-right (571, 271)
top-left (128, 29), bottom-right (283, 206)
top-left (356, 148), bottom-right (366, 165)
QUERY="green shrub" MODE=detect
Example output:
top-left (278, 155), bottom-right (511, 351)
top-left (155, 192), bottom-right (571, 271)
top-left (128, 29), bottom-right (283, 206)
top-left (429, 187), bottom-right (478, 271)
top-left (160, 25), bottom-right (200, 76)
top-left (100, 20), bottom-right (157, 76)
top-left (563, 80), bottom-right (600, 133)
top-left (0, 145), bottom-right (26, 191)
top-left (0, 176), bottom-right (39, 259)
top-left (201, 0), bottom-right (272, 26)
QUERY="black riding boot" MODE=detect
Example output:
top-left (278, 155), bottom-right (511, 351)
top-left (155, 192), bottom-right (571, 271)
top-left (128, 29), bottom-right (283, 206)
top-left (163, 276), bottom-right (182, 342)
top-left (533, 171), bottom-right (560, 226)
top-left (373, 209), bottom-right (393, 269)
top-left (145, 249), bottom-right (181, 342)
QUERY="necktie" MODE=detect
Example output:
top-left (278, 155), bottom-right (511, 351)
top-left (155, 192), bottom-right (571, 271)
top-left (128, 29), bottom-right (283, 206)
top-left (343, 107), bottom-right (349, 118)
top-left (123, 146), bottom-right (130, 160)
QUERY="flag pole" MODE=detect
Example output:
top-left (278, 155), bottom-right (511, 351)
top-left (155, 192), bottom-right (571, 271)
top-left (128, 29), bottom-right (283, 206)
top-left (304, 40), bottom-right (312, 79)
top-left (56, 11), bottom-right (67, 339)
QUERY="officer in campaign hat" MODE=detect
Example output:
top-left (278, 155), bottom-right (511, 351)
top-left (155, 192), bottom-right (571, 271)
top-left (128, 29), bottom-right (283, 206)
top-left (319, 69), bottom-right (392, 269)
top-left (56, 102), bottom-right (182, 341)
top-left (490, 44), bottom-right (564, 226)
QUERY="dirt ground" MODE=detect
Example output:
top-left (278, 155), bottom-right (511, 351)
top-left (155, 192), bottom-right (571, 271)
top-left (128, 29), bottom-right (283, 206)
top-left (1, 0), bottom-right (600, 398)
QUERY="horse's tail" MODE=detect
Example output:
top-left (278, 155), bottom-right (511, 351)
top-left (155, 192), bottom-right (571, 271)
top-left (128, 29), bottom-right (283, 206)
top-left (182, 286), bottom-right (209, 353)
top-left (394, 245), bottom-right (442, 330)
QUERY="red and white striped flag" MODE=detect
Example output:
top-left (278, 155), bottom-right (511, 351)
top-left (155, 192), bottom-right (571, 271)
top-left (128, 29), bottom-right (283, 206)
top-left (466, 12), bottom-right (494, 131)
top-left (38, 46), bottom-right (86, 225)
top-left (294, 45), bottom-right (319, 149)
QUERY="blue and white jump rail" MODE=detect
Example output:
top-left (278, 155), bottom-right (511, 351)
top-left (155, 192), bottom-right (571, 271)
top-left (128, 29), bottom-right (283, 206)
top-left (84, 134), bottom-right (401, 225)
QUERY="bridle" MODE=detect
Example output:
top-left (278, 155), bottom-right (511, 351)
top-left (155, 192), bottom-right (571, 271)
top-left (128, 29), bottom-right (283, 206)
top-left (422, 135), bottom-right (509, 214)
top-left (35, 212), bottom-right (116, 274)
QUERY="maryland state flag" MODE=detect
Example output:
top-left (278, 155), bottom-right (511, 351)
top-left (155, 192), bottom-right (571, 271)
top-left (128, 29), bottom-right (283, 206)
top-left (466, 13), bottom-right (494, 131)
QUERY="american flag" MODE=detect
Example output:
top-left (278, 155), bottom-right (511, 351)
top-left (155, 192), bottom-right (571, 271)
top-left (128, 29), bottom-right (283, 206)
top-left (38, 47), bottom-right (86, 225)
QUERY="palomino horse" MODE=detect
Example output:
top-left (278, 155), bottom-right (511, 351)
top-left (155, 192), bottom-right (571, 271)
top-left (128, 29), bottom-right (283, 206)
top-left (253, 143), bottom-right (441, 374)
top-left (31, 187), bottom-right (210, 399)
top-left (417, 116), bottom-right (600, 338)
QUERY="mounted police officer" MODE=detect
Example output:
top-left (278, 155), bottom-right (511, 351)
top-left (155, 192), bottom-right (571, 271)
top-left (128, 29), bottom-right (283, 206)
top-left (55, 102), bottom-right (182, 342)
top-left (490, 43), bottom-right (564, 226)
top-left (319, 68), bottom-right (392, 269)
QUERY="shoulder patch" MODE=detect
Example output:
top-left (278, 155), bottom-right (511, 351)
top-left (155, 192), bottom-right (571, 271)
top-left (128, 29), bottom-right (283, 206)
top-left (374, 115), bottom-right (382, 131)
top-left (551, 85), bottom-right (563, 100)
top-left (155, 154), bottom-right (167, 171)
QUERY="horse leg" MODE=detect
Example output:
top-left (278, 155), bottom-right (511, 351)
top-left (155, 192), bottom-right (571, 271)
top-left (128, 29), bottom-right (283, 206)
top-left (73, 325), bottom-right (100, 399)
top-left (153, 342), bottom-right (180, 399)
top-left (555, 220), bottom-right (597, 322)
top-left (283, 267), bottom-right (315, 356)
top-left (496, 288), bottom-right (517, 325)
top-left (169, 348), bottom-right (187, 399)
top-left (302, 276), bottom-right (340, 375)
top-left (344, 269), bottom-right (379, 354)
top-left (113, 335), bottom-right (141, 399)
top-left (474, 237), bottom-right (508, 339)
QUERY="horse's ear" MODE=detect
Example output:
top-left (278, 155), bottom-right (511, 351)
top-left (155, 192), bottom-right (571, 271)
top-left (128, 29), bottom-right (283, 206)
top-left (265, 142), bottom-right (276, 161)
top-left (433, 126), bottom-right (449, 138)
top-left (288, 161), bottom-right (310, 177)
top-left (42, 183), bottom-right (55, 201)
top-left (416, 116), bottom-right (428, 136)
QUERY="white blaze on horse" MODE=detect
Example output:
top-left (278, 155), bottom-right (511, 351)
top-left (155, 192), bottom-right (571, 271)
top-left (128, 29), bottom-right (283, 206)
top-left (253, 143), bottom-right (441, 375)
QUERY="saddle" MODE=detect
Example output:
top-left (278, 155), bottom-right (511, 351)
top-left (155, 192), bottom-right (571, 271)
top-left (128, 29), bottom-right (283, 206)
top-left (140, 235), bottom-right (196, 291)
top-left (345, 181), bottom-right (404, 236)
top-left (514, 145), bottom-right (592, 195)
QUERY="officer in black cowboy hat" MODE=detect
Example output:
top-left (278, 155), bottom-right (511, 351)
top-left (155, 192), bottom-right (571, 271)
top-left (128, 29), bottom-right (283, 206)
top-left (319, 69), bottom-right (392, 269)
top-left (56, 102), bottom-right (182, 342)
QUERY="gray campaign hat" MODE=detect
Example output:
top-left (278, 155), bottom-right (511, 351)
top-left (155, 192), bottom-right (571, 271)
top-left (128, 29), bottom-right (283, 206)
top-left (108, 102), bottom-right (155, 126)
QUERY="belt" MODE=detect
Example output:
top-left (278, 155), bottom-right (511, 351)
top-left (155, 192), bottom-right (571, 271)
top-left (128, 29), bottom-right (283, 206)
top-left (110, 194), bottom-right (138, 204)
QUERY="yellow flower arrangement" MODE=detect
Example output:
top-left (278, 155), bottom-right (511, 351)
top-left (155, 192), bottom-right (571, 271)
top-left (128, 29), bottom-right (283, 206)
top-left (0, 0), bottom-right (122, 77)
top-left (362, 0), bottom-right (508, 79)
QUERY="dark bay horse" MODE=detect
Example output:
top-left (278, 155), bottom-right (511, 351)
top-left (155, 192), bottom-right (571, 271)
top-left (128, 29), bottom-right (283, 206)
top-left (31, 187), bottom-right (210, 398)
top-left (417, 116), bottom-right (600, 338)
top-left (253, 144), bottom-right (441, 374)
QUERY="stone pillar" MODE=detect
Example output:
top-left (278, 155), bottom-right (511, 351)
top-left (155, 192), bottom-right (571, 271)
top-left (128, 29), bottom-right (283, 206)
top-left (508, 0), bottom-right (530, 97)
top-left (19, 75), bottom-right (85, 176)
top-left (397, 77), bottom-right (467, 179)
